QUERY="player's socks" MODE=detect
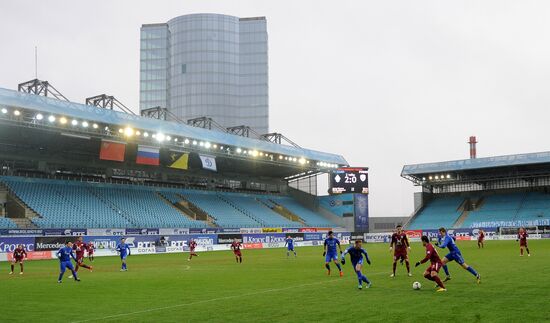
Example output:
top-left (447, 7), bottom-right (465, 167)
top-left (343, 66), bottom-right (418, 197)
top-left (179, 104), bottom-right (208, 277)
top-left (11, 264), bottom-right (14, 272)
top-left (58, 272), bottom-right (64, 281)
top-left (325, 263), bottom-right (331, 272)
top-left (239, 257), bottom-right (242, 263)
top-left (71, 270), bottom-right (78, 280)
top-left (294, 251), bottom-right (297, 257)
top-left (20, 263), bottom-right (23, 273)
top-left (433, 276), bottom-right (445, 289)
top-left (466, 266), bottom-right (478, 277)
top-left (392, 263), bottom-right (397, 275)
top-left (335, 263), bottom-right (342, 271)
top-left (361, 275), bottom-right (370, 285)
top-left (405, 261), bottom-right (410, 273)
top-left (520, 248), bottom-right (524, 256)
top-left (526, 248), bottom-right (530, 255)
top-left (442, 264), bottom-right (450, 277)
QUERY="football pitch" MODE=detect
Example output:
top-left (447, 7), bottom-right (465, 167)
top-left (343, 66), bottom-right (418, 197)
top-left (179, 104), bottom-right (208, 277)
top-left (1, 240), bottom-right (549, 323)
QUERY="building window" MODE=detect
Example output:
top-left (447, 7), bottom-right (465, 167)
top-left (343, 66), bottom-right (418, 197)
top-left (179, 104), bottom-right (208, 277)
top-left (181, 64), bottom-right (187, 74)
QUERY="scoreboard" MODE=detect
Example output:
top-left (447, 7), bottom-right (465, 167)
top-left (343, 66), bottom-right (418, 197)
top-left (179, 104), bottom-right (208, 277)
top-left (329, 167), bottom-right (369, 195)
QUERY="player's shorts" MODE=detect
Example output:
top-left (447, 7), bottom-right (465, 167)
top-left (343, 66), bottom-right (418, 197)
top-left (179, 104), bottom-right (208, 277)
top-left (59, 261), bottom-right (75, 272)
top-left (233, 250), bottom-right (242, 257)
top-left (287, 246), bottom-right (294, 251)
top-left (427, 262), bottom-right (442, 273)
top-left (478, 238), bottom-right (484, 242)
top-left (12, 258), bottom-right (24, 263)
top-left (190, 248), bottom-right (196, 252)
top-left (76, 256), bottom-right (85, 264)
top-left (352, 258), bottom-right (364, 267)
top-left (520, 240), bottom-right (528, 247)
top-left (325, 252), bottom-right (338, 262)
top-left (445, 252), bottom-right (465, 265)
top-left (120, 254), bottom-right (128, 260)
top-left (393, 249), bottom-right (408, 261)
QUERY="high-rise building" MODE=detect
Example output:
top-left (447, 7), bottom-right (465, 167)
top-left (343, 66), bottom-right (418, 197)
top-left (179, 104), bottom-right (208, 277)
top-left (140, 14), bottom-right (269, 134)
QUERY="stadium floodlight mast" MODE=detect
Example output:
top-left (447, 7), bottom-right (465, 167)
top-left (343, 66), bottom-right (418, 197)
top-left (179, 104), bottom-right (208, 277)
top-left (82, 121), bottom-right (89, 128)
top-left (156, 133), bottom-right (165, 142)
top-left (48, 115), bottom-right (55, 122)
top-left (35, 113), bottom-right (43, 120)
top-left (59, 117), bottom-right (67, 124)
top-left (14, 110), bottom-right (21, 116)
top-left (92, 123), bottom-right (98, 129)
top-left (143, 132), bottom-right (149, 137)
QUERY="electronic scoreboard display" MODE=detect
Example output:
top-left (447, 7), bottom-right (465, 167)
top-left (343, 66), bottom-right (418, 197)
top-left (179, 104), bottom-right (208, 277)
top-left (329, 167), bottom-right (369, 195)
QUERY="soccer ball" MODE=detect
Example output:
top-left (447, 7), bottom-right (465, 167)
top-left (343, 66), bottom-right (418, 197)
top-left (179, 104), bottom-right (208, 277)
top-left (412, 282), bottom-right (421, 290)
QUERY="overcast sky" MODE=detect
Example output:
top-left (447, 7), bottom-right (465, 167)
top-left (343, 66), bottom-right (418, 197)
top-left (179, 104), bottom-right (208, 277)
top-left (1, 1), bottom-right (550, 217)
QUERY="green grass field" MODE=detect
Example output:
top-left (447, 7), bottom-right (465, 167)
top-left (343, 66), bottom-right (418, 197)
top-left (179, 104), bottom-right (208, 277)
top-left (1, 240), bottom-right (549, 323)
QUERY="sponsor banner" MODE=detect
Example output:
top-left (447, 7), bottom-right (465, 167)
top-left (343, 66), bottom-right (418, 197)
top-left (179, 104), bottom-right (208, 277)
top-left (303, 232), bottom-right (323, 241)
top-left (354, 194), bottom-right (369, 232)
top-left (243, 243), bottom-right (263, 249)
top-left (282, 228), bottom-right (300, 233)
top-left (218, 234), bottom-right (242, 244)
top-left (125, 228), bottom-right (160, 235)
top-left (240, 228), bottom-right (262, 234)
top-left (219, 228), bottom-right (241, 233)
top-left (242, 233), bottom-right (286, 244)
top-left (43, 229), bottom-right (87, 236)
top-left (0, 229), bottom-right (44, 236)
top-left (350, 232), bottom-right (366, 242)
top-left (404, 230), bottom-right (422, 240)
top-left (85, 236), bottom-right (120, 251)
top-left (299, 228), bottom-right (318, 233)
top-left (262, 242), bottom-right (285, 249)
top-left (159, 228), bottom-right (189, 235)
top-left (284, 233), bottom-right (304, 241)
top-left (35, 237), bottom-right (69, 251)
top-left (7, 251), bottom-right (53, 261)
top-left (262, 228), bottom-right (282, 233)
top-left (87, 228), bottom-right (126, 236)
top-left (0, 253), bottom-right (6, 262)
top-left (541, 233), bottom-right (550, 239)
top-left (0, 237), bottom-right (35, 252)
top-left (155, 246), bottom-right (167, 253)
top-left (189, 228), bottom-right (219, 234)
top-left (365, 232), bottom-right (392, 243)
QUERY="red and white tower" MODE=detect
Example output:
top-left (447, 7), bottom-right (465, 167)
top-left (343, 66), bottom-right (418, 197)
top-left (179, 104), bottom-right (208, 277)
top-left (468, 136), bottom-right (477, 159)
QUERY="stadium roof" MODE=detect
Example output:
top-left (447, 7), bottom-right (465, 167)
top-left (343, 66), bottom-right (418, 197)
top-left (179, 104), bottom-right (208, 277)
top-left (402, 151), bottom-right (550, 176)
top-left (0, 87), bottom-right (347, 165)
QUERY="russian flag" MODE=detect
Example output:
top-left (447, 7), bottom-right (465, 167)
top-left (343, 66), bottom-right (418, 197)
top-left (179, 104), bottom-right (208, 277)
top-left (136, 145), bottom-right (160, 166)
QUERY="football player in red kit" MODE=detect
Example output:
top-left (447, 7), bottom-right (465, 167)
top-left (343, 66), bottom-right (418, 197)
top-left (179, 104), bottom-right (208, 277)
top-left (87, 242), bottom-right (95, 262)
top-left (389, 225), bottom-right (411, 277)
top-left (416, 236), bottom-right (446, 292)
top-left (70, 237), bottom-right (93, 277)
top-left (188, 239), bottom-right (199, 261)
top-left (477, 229), bottom-right (485, 249)
top-left (10, 244), bottom-right (27, 275)
top-left (517, 228), bottom-right (530, 256)
top-left (231, 239), bottom-right (243, 263)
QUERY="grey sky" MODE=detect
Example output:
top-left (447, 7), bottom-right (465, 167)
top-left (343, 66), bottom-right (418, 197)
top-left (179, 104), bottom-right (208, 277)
top-left (1, 1), bottom-right (550, 217)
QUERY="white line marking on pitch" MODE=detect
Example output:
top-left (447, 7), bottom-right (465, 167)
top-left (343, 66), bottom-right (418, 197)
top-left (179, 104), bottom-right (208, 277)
top-left (71, 278), bottom-right (347, 323)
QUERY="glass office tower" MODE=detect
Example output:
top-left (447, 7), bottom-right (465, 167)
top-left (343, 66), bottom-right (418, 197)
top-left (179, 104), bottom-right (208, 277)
top-left (140, 14), bottom-right (269, 134)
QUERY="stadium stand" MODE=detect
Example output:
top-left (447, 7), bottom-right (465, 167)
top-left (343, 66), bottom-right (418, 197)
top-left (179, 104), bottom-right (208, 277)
top-left (0, 176), bottom-right (333, 229)
top-left (268, 196), bottom-right (334, 227)
top-left (407, 191), bottom-right (550, 229)
top-left (407, 196), bottom-right (464, 229)
top-left (0, 217), bottom-right (17, 228)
